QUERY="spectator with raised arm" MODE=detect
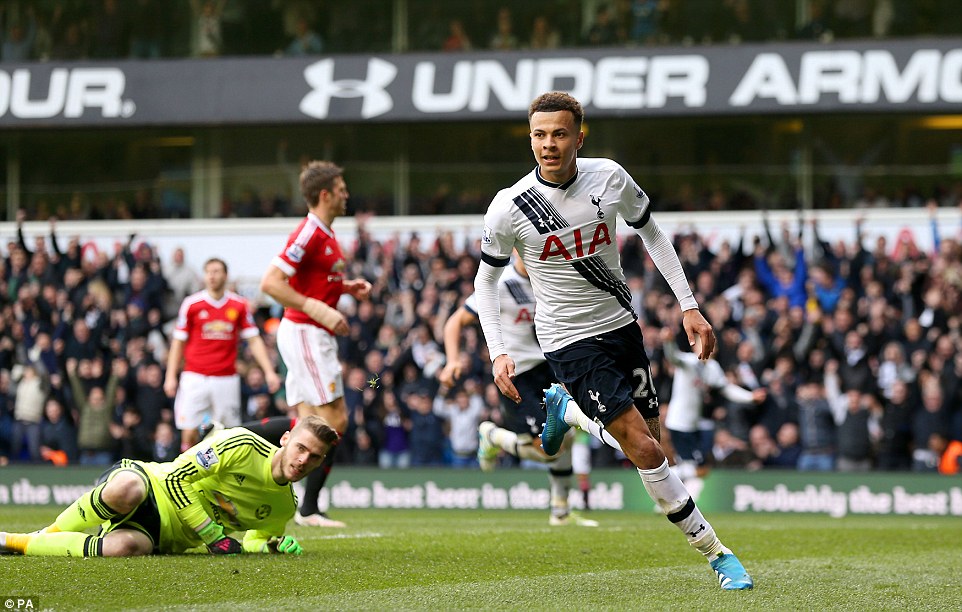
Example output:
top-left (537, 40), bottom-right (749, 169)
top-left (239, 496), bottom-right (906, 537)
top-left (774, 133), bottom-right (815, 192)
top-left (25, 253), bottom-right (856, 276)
top-left (68, 357), bottom-right (121, 466)
top-left (754, 213), bottom-right (808, 309)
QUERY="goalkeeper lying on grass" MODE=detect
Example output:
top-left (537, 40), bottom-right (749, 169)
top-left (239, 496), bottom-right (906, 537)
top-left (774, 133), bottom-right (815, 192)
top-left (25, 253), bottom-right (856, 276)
top-left (1, 415), bottom-right (338, 557)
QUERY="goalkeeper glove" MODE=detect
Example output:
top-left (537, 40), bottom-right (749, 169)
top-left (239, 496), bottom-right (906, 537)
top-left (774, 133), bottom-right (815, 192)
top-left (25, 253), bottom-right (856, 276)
top-left (208, 537), bottom-right (242, 555)
top-left (272, 535), bottom-right (302, 555)
top-left (197, 521), bottom-right (242, 555)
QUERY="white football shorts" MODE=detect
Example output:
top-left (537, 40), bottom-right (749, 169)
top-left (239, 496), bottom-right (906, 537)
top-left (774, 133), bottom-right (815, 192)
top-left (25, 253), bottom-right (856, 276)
top-left (174, 371), bottom-right (242, 430)
top-left (276, 317), bottom-right (343, 408)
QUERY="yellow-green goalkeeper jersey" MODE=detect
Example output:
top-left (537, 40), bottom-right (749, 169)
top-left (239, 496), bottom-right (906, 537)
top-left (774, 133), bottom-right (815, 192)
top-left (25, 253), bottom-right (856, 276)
top-left (136, 428), bottom-right (298, 553)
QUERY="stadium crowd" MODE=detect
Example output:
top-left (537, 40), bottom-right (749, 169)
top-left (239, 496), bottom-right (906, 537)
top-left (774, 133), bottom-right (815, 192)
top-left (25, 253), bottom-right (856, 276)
top-left (1, 0), bottom-right (959, 63)
top-left (0, 203), bottom-right (960, 474)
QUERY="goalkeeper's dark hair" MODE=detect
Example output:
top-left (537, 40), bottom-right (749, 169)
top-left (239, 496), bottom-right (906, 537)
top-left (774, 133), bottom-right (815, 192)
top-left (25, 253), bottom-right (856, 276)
top-left (528, 92), bottom-right (584, 128)
top-left (294, 414), bottom-right (340, 446)
top-left (300, 160), bottom-right (344, 208)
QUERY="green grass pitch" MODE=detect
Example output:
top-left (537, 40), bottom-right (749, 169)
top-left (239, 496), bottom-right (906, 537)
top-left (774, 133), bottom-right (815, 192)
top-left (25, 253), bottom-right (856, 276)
top-left (1, 507), bottom-right (960, 611)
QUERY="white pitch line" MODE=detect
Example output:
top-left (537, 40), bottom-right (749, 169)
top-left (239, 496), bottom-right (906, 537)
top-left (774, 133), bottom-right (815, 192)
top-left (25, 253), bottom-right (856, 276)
top-left (311, 531), bottom-right (384, 540)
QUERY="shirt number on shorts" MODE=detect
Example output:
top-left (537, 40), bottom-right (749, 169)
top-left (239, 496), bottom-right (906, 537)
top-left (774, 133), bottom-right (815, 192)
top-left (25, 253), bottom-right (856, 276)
top-left (632, 367), bottom-right (651, 398)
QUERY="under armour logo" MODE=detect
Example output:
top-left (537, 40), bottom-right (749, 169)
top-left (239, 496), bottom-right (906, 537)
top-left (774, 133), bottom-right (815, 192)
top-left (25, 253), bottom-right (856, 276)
top-left (589, 389), bottom-right (606, 413)
top-left (649, 397), bottom-right (659, 410)
top-left (590, 195), bottom-right (605, 219)
top-left (688, 523), bottom-right (706, 538)
top-left (538, 215), bottom-right (555, 227)
top-left (300, 58), bottom-right (397, 119)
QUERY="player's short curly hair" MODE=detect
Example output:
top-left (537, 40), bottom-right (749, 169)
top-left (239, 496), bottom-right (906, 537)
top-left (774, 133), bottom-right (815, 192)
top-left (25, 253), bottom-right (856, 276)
top-left (300, 160), bottom-right (344, 208)
top-left (528, 92), bottom-right (584, 127)
top-left (294, 414), bottom-right (340, 446)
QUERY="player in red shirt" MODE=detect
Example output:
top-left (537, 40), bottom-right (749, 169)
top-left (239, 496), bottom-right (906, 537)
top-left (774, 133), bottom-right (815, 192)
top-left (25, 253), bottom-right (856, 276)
top-left (164, 258), bottom-right (281, 449)
top-left (259, 161), bottom-right (371, 528)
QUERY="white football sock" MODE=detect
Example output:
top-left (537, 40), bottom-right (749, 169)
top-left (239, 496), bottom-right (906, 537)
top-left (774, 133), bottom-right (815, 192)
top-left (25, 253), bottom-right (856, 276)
top-left (563, 398), bottom-right (624, 452)
top-left (548, 448), bottom-right (573, 512)
top-left (491, 427), bottom-right (552, 463)
top-left (550, 446), bottom-right (573, 471)
top-left (490, 427), bottom-right (519, 455)
top-left (550, 495), bottom-right (570, 518)
top-left (517, 444), bottom-right (548, 462)
top-left (638, 459), bottom-right (725, 560)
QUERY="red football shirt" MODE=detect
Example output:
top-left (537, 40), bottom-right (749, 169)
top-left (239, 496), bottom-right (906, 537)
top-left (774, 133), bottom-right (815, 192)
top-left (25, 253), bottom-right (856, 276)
top-left (173, 290), bottom-right (259, 376)
top-left (270, 213), bottom-right (345, 331)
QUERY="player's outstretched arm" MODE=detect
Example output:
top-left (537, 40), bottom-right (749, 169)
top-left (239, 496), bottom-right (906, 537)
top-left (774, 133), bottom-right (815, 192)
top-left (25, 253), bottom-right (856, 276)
top-left (474, 260), bottom-right (520, 403)
top-left (659, 327), bottom-right (684, 366)
top-left (473, 261), bottom-right (508, 356)
top-left (631, 218), bottom-right (699, 312)
top-left (631, 217), bottom-right (715, 358)
top-left (439, 306), bottom-right (477, 387)
top-left (164, 338), bottom-right (185, 397)
top-left (247, 335), bottom-right (281, 393)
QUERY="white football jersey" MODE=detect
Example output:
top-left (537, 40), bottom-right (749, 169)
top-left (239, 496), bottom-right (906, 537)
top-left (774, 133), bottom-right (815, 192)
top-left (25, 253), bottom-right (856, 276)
top-left (663, 346), bottom-right (757, 432)
top-left (663, 352), bottom-right (729, 433)
top-left (480, 158), bottom-right (650, 353)
top-left (464, 262), bottom-right (544, 375)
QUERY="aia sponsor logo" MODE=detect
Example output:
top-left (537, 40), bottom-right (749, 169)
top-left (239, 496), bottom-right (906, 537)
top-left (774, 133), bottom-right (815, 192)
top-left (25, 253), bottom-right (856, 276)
top-left (539, 223), bottom-right (611, 261)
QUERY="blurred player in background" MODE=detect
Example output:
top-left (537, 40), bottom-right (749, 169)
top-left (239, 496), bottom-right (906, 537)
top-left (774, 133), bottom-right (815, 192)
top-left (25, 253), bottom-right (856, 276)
top-left (571, 429), bottom-right (593, 509)
top-left (0, 416), bottom-right (338, 557)
top-left (164, 257), bottom-right (280, 450)
top-left (660, 327), bottom-right (767, 480)
top-left (474, 91), bottom-right (753, 590)
top-left (259, 161), bottom-right (372, 528)
top-left (440, 254), bottom-right (596, 526)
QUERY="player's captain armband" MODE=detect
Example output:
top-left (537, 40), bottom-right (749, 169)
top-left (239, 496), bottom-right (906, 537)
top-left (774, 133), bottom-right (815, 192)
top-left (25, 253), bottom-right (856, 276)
top-left (196, 446), bottom-right (219, 469)
top-left (482, 225), bottom-right (493, 244)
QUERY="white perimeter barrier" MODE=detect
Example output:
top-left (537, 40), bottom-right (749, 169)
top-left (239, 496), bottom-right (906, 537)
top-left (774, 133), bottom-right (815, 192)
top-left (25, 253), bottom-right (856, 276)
top-left (5, 208), bottom-right (957, 303)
